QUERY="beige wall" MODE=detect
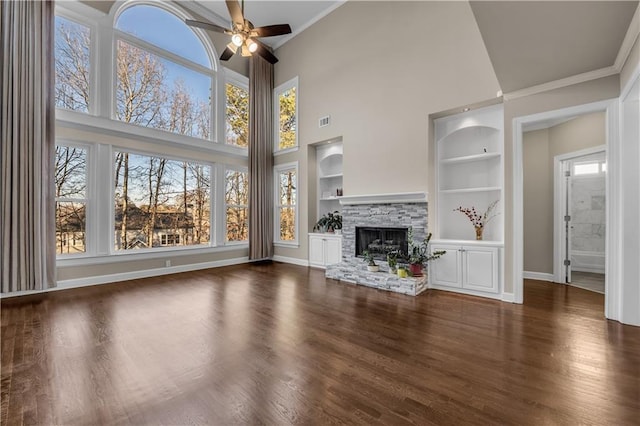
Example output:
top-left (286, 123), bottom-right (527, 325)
top-left (273, 1), bottom-right (500, 260)
top-left (504, 75), bottom-right (619, 292)
top-left (522, 112), bottom-right (606, 274)
top-left (523, 129), bottom-right (552, 273)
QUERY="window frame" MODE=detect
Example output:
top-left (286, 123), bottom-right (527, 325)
top-left (54, 140), bottom-right (94, 258)
top-left (223, 68), bottom-right (250, 149)
top-left (109, 146), bottom-right (216, 254)
top-left (111, 3), bottom-right (216, 142)
top-left (274, 161), bottom-right (299, 247)
top-left (54, 1), bottom-right (251, 268)
top-left (53, 6), bottom-right (99, 116)
top-left (273, 76), bottom-right (299, 154)
top-left (224, 166), bottom-right (250, 244)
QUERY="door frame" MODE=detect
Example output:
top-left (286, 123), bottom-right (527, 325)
top-left (553, 146), bottom-right (606, 284)
top-left (512, 99), bottom-right (619, 320)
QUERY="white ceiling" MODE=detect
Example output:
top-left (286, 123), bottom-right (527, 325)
top-left (192, 0), bottom-right (345, 48)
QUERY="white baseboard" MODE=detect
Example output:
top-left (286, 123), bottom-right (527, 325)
top-left (1, 257), bottom-right (249, 299)
top-left (272, 255), bottom-right (309, 267)
top-left (501, 292), bottom-right (515, 303)
top-left (572, 266), bottom-right (605, 274)
top-left (523, 271), bottom-right (555, 282)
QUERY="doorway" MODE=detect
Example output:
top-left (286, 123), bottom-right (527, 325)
top-left (557, 149), bottom-right (606, 294)
top-left (513, 99), bottom-right (618, 315)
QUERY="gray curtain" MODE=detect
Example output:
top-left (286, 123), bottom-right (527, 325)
top-left (248, 55), bottom-right (274, 260)
top-left (1, 0), bottom-right (56, 292)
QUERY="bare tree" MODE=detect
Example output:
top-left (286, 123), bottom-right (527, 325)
top-left (225, 83), bottom-right (249, 147)
top-left (55, 20), bottom-right (90, 111)
top-left (143, 157), bottom-right (168, 247)
top-left (116, 40), bottom-right (166, 127)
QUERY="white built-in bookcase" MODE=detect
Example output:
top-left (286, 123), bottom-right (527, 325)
top-left (435, 104), bottom-right (504, 242)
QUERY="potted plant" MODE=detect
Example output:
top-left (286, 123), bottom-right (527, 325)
top-left (314, 211), bottom-right (343, 233)
top-left (387, 250), bottom-right (399, 274)
top-left (362, 250), bottom-right (379, 272)
top-left (406, 230), bottom-right (446, 277)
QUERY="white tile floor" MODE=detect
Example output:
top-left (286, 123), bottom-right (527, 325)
top-left (570, 271), bottom-right (605, 294)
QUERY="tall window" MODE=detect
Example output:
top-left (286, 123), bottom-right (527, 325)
top-left (274, 77), bottom-right (298, 151)
top-left (115, 5), bottom-right (213, 139)
top-left (226, 81), bottom-right (249, 147)
top-left (55, 16), bottom-right (91, 112)
top-left (225, 169), bottom-right (249, 242)
top-left (114, 151), bottom-right (211, 250)
top-left (275, 163), bottom-right (298, 243)
top-left (55, 145), bottom-right (88, 254)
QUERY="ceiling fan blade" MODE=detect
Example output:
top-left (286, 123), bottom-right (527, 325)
top-left (185, 19), bottom-right (229, 33)
top-left (226, 0), bottom-right (244, 27)
top-left (252, 24), bottom-right (292, 38)
top-left (220, 43), bottom-right (238, 61)
top-left (253, 39), bottom-right (278, 64)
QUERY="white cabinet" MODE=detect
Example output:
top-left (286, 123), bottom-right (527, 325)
top-left (309, 233), bottom-right (342, 268)
top-left (430, 243), bottom-right (500, 295)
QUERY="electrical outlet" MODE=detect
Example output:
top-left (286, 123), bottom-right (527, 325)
top-left (165, 260), bottom-right (171, 267)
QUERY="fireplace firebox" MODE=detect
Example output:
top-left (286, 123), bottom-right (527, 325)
top-left (355, 227), bottom-right (409, 260)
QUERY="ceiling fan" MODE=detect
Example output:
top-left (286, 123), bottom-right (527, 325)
top-left (186, 0), bottom-right (292, 64)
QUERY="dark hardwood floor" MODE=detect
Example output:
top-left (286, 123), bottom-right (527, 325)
top-left (2, 263), bottom-right (639, 425)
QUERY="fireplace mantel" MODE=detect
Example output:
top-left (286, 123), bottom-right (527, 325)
top-left (339, 192), bottom-right (427, 205)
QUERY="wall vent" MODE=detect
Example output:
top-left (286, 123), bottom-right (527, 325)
top-left (319, 115), bottom-right (330, 128)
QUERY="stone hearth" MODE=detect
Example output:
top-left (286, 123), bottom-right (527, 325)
top-left (326, 193), bottom-right (428, 296)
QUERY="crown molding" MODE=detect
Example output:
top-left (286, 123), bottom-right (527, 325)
top-left (614, 3), bottom-right (640, 71)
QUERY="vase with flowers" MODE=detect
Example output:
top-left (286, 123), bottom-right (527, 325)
top-left (453, 200), bottom-right (499, 240)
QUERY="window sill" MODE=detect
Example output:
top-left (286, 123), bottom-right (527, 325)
top-left (274, 241), bottom-right (300, 248)
top-left (274, 147), bottom-right (299, 157)
top-left (56, 110), bottom-right (248, 159)
top-left (56, 243), bottom-right (248, 267)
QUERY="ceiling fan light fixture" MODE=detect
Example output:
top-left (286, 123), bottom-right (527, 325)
top-left (246, 38), bottom-right (258, 53)
top-left (231, 33), bottom-right (244, 47)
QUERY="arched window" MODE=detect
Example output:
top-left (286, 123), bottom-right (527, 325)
top-left (113, 3), bottom-right (215, 140)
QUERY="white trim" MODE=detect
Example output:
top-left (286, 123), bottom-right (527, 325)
top-left (553, 145), bottom-right (606, 283)
top-left (2, 257), bottom-right (250, 299)
top-left (274, 161), bottom-right (299, 246)
top-left (513, 99), bottom-right (618, 314)
top-left (273, 147), bottom-right (300, 157)
top-left (57, 244), bottom-right (246, 267)
top-left (501, 292), bottom-right (515, 303)
top-left (429, 285), bottom-right (503, 301)
top-left (270, 1), bottom-right (348, 50)
top-left (274, 77), bottom-right (299, 152)
top-left (272, 255), bottom-right (309, 267)
top-left (503, 66), bottom-right (618, 101)
top-left (523, 271), bottom-right (555, 282)
top-left (614, 5), bottom-right (640, 72)
top-left (56, 113), bottom-right (248, 159)
top-left (339, 192), bottom-right (428, 205)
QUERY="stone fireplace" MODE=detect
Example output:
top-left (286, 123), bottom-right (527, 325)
top-left (326, 192), bottom-right (429, 296)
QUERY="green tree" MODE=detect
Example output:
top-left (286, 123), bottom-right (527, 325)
top-left (278, 87), bottom-right (296, 149)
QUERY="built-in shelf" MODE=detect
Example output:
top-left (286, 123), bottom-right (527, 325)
top-left (439, 186), bottom-right (501, 194)
top-left (440, 152), bottom-right (501, 165)
top-left (316, 141), bottom-right (343, 222)
top-left (319, 173), bottom-right (343, 179)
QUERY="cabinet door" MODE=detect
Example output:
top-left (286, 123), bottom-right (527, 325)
top-left (309, 236), bottom-right (325, 267)
top-left (325, 237), bottom-right (342, 265)
top-left (463, 246), bottom-right (499, 293)
top-left (430, 245), bottom-right (462, 288)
